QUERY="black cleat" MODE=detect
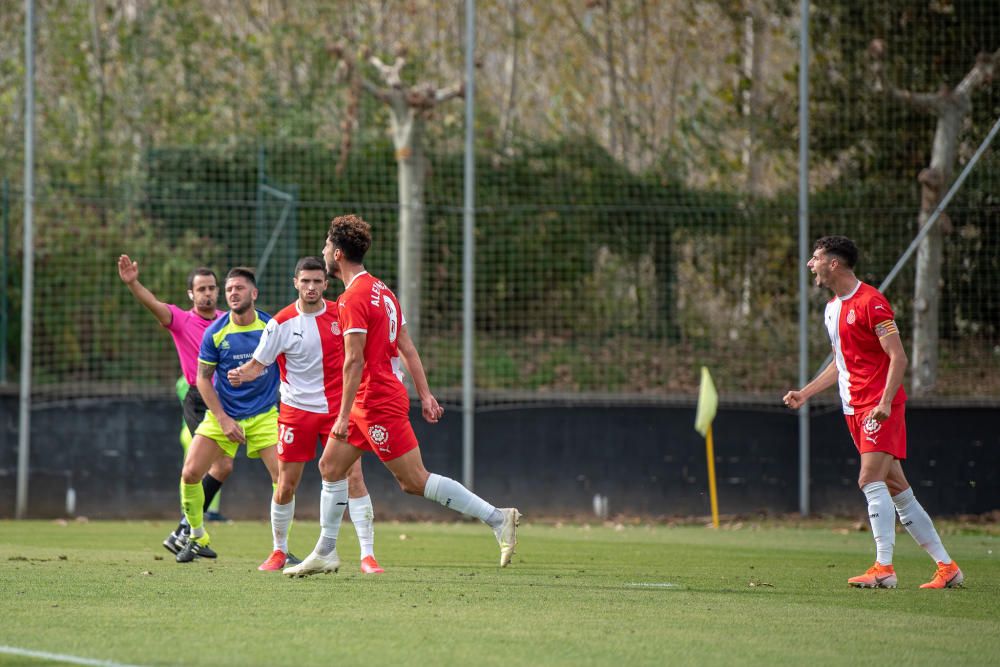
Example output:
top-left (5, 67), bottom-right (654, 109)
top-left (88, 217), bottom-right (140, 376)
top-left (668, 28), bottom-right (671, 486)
top-left (163, 530), bottom-right (184, 555)
top-left (176, 537), bottom-right (218, 563)
top-left (285, 552), bottom-right (302, 566)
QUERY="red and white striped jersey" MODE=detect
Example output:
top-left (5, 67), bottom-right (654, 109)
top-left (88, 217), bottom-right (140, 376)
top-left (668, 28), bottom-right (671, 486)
top-left (252, 299), bottom-right (343, 414)
top-left (823, 281), bottom-right (906, 414)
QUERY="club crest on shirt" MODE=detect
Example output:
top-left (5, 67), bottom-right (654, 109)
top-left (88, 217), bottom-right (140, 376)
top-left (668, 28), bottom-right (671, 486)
top-left (846, 309), bottom-right (856, 325)
top-left (368, 424), bottom-right (390, 452)
top-left (331, 321), bottom-right (341, 336)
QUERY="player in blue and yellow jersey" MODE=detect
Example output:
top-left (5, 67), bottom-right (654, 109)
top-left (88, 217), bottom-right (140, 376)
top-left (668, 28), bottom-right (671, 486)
top-left (176, 267), bottom-right (281, 563)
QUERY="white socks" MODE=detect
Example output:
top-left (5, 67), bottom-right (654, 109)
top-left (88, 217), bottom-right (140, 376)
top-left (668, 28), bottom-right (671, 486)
top-left (423, 473), bottom-right (500, 526)
top-left (270, 497), bottom-right (295, 553)
top-left (349, 494), bottom-right (376, 559)
top-left (893, 487), bottom-right (951, 564)
top-left (862, 481), bottom-right (895, 565)
top-left (316, 479), bottom-right (348, 556)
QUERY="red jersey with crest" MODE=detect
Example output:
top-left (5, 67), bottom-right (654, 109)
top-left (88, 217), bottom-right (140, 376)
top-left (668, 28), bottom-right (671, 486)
top-left (823, 281), bottom-right (906, 415)
top-left (252, 299), bottom-right (343, 414)
top-left (338, 271), bottom-right (409, 417)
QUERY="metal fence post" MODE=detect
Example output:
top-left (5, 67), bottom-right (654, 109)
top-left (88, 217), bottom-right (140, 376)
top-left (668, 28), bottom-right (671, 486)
top-left (17, 0), bottom-right (36, 519)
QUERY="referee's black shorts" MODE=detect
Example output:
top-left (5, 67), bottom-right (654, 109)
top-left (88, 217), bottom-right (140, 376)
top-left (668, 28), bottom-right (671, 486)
top-left (182, 384), bottom-right (209, 436)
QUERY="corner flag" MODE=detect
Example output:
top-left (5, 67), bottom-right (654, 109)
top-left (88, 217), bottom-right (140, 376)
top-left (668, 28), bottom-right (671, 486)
top-left (695, 366), bottom-right (718, 438)
top-left (695, 367), bottom-right (720, 527)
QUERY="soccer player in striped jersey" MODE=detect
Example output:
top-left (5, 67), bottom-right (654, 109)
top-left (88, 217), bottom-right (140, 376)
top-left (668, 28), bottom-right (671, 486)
top-left (228, 256), bottom-right (384, 574)
top-left (175, 267), bottom-right (282, 563)
top-left (284, 214), bottom-right (521, 577)
top-left (783, 236), bottom-right (962, 589)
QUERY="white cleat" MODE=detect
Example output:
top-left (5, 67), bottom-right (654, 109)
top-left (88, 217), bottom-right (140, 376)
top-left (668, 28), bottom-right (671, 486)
top-left (282, 550), bottom-right (341, 578)
top-left (496, 508), bottom-right (522, 568)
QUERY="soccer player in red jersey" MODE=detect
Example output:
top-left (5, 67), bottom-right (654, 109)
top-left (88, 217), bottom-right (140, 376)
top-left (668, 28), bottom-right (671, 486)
top-left (285, 214), bottom-right (521, 576)
top-left (784, 236), bottom-right (962, 589)
top-left (229, 256), bottom-right (383, 574)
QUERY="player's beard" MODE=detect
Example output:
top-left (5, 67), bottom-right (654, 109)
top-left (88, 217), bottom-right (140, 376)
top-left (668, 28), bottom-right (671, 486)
top-left (230, 298), bottom-right (253, 315)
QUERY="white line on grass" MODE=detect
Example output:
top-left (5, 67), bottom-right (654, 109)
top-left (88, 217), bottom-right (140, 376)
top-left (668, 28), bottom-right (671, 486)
top-left (624, 582), bottom-right (682, 588)
top-left (0, 645), bottom-right (145, 667)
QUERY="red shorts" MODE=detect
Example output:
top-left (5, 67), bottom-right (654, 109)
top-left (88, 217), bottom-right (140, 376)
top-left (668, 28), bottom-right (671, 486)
top-left (844, 403), bottom-right (906, 460)
top-left (276, 403), bottom-right (334, 462)
top-left (347, 409), bottom-right (419, 462)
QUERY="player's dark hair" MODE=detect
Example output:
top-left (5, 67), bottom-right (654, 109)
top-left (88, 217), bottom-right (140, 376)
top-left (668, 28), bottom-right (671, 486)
top-left (814, 236), bottom-right (858, 269)
top-left (225, 267), bottom-right (257, 287)
top-left (327, 214), bottom-right (372, 263)
top-left (187, 267), bottom-right (218, 290)
top-left (294, 256), bottom-right (327, 276)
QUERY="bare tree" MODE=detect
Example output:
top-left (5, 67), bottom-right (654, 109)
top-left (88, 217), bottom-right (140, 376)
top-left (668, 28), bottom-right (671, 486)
top-left (331, 43), bottom-right (463, 346)
top-left (497, 0), bottom-right (521, 152)
top-left (742, 0), bottom-right (770, 197)
top-left (871, 42), bottom-right (1000, 394)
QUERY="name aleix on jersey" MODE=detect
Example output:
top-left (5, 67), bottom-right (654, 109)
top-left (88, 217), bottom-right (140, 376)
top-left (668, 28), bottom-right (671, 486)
top-left (369, 279), bottom-right (388, 306)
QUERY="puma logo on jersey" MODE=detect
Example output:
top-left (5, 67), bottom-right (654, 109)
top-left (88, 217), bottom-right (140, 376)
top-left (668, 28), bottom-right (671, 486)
top-left (292, 331), bottom-right (303, 338)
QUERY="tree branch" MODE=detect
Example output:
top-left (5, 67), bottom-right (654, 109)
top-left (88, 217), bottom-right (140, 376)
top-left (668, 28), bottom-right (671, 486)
top-left (954, 48), bottom-right (1000, 98)
top-left (370, 55), bottom-right (406, 88)
top-left (870, 41), bottom-right (1000, 115)
top-left (328, 42), bottom-right (393, 103)
top-left (433, 81), bottom-right (464, 105)
top-left (868, 39), bottom-right (946, 114)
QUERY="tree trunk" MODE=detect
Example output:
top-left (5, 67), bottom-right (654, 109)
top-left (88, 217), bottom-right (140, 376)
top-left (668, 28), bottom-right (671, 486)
top-left (334, 52), bottom-right (461, 347)
top-left (498, 0), bottom-right (520, 152)
top-left (387, 94), bottom-right (426, 347)
top-left (911, 102), bottom-right (962, 395)
top-left (603, 0), bottom-right (622, 162)
top-left (742, 1), bottom-right (768, 197)
top-left (871, 48), bottom-right (999, 395)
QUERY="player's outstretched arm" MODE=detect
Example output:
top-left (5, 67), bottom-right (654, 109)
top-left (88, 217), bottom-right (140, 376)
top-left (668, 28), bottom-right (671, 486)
top-left (397, 325), bottom-right (444, 424)
top-left (783, 360), bottom-right (838, 409)
top-left (228, 359), bottom-right (267, 387)
top-left (117, 254), bottom-right (171, 326)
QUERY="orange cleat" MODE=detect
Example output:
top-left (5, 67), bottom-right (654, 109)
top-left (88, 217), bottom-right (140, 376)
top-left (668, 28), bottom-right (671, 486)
top-left (848, 562), bottom-right (897, 588)
top-left (360, 555), bottom-right (385, 574)
top-left (920, 561), bottom-right (963, 589)
top-left (258, 549), bottom-right (289, 571)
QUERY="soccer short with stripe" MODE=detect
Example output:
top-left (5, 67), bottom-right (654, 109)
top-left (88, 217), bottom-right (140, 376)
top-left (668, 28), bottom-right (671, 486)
top-left (844, 402), bottom-right (906, 460)
top-left (276, 403), bottom-right (334, 463)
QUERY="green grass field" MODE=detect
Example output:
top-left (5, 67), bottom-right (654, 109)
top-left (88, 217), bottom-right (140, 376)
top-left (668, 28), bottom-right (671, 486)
top-left (1, 519), bottom-right (998, 666)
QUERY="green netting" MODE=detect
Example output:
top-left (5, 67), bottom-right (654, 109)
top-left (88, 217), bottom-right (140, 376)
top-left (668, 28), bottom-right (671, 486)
top-left (0, 0), bottom-right (996, 404)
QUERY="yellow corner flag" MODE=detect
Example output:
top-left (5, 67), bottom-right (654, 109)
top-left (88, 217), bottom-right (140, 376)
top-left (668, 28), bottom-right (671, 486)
top-left (694, 367), bottom-right (718, 437)
top-left (695, 367), bottom-right (720, 527)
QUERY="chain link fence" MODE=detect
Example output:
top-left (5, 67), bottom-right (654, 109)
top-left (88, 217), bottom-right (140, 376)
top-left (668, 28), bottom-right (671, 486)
top-left (0, 0), bottom-right (997, 407)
